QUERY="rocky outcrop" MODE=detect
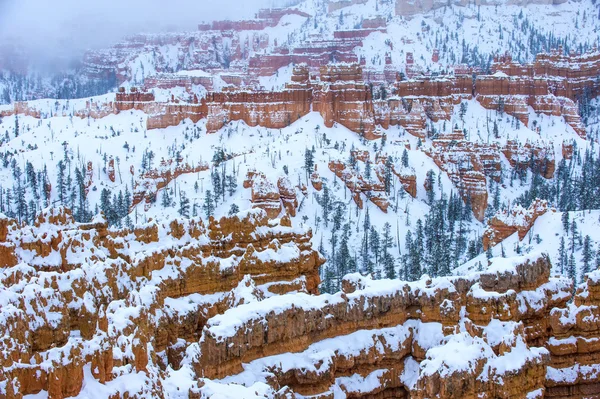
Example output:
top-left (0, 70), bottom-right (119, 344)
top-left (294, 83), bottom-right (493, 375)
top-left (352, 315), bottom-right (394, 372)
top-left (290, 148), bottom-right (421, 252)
top-left (425, 140), bottom-right (489, 221)
top-left (0, 207), bottom-right (323, 399)
top-left (193, 253), bottom-right (591, 399)
top-left (483, 199), bottom-right (551, 250)
top-left (313, 64), bottom-right (379, 139)
top-left (2, 207), bottom-right (598, 399)
top-left (502, 140), bottom-right (556, 179)
top-left (310, 165), bottom-right (323, 191)
top-left (132, 160), bottom-right (209, 210)
top-left (546, 268), bottom-right (600, 397)
top-left (328, 157), bottom-right (389, 212)
top-left (243, 171), bottom-right (299, 218)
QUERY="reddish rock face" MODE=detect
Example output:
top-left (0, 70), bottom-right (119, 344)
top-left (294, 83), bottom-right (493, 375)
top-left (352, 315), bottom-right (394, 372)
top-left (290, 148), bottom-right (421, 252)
top-left (0, 207), bottom-right (323, 399)
top-left (244, 171), bottom-right (300, 218)
top-left (562, 140), bottom-right (574, 160)
top-left (313, 64), bottom-right (378, 139)
top-left (193, 252), bottom-right (600, 399)
top-left (482, 199), bottom-right (551, 250)
top-left (327, 151), bottom-right (416, 212)
top-left (502, 140), bottom-right (555, 179)
top-left (425, 141), bottom-right (489, 221)
top-left (310, 165), bottom-right (323, 191)
top-left (132, 161), bottom-right (209, 210)
top-left (107, 158), bottom-right (116, 183)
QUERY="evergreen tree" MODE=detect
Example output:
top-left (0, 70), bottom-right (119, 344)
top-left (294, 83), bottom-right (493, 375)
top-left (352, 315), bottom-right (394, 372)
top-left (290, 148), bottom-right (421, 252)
top-left (74, 166), bottom-right (90, 222)
top-left (161, 189), bottom-right (171, 208)
top-left (561, 212), bottom-right (570, 231)
top-left (381, 222), bottom-right (395, 278)
top-left (25, 162), bottom-right (38, 199)
top-left (570, 220), bottom-right (578, 252)
top-left (304, 148), bottom-right (315, 183)
top-left (568, 251), bottom-right (577, 283)
top-left (57, 160), bottom-right (67, 205)
top-left (582, 235), bottom-right (592, 277)
top-left (228, 203), bottom-right (240, 216)
top-left (384, 157), bottom-right (393, 195)
top-left (211, 169), bottom-right (222, 201)
top-left (401, 149), bottom-right (409, 168)
top-left (203, 190), bottom-right (215, 219)
top-left (558, 236), bottom-right (566, 274)
top-left (319, 184), bottom-right (332, 226)
top-left (178, 192), bottom-right (190, 218)
top-left (369, 226), bottom-right (380, 266)
top-left (226, 174), bottom-right (237, 197)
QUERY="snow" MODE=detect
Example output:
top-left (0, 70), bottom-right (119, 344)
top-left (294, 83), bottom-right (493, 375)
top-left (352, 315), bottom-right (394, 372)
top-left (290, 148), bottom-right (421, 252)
top-left (3, 1), bottom-right (600, 398)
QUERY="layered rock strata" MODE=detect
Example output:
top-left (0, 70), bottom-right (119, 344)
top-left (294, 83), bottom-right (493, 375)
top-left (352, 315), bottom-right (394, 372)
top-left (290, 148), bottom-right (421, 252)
top-left (0, 207), bottom-right (323, 398)
top-left (192, 253), bottom-right (600, 399)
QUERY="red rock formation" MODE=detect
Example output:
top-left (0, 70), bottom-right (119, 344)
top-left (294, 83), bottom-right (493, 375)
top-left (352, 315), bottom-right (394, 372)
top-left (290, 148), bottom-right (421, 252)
top-left (562, 140), bottom-right (574, 160)
top-left (313, 64), bottom-right (379, 139)
top-left (546, 268), bottom-right (600, 397)
top-left (328, 152), bottom-right (416, 212)
top-left (502, 139), bottom-right (555, 179)
top-left (425, 142), bottom-right (489, 221)
top-left (277, 176), bottom-right (298, 217)
top-left (107, 158), bottom-right (115, 183)
top-left (0, 206), bottom-right (323, 399)
top-left (482, 199), bottom-right (551, 250)
top-left (310, 165), bottom-right (323, 191)
top-left (244, 171), bottom-right (300, 218)
top-left (132, 160), bottom-right (209, 210)
top-left (194, 253), bottom-right (587, 399)
top-left (84, 162), bottom-right (94, 194)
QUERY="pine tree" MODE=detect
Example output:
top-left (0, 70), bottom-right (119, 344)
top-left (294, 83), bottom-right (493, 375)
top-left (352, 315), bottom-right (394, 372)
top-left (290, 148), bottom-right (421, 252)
top-left (558, 236), bottom-right (566, 274)
top-left (383, 251), bottom-right (396, 279)
top-left (405, 231), bottom-right (420, 281)
top-left (582, 235), bottom-right (592, 277)
top-left (226, 174), bottom-right (237, 197)
top-left (178, 192), bottom-right (190, 218)
top-left (57, 160), bottom-right (66, 205)
top-left (401, 149), bottom-right (409, 168)
top-left (338, 226), bottom-right (351, 280)
top-left (228, 203), bottom-right (240, 216)
top-left (381, 222), bottom-right (395, 278)
top-left (568, 252), bottom-right (577, 283)
top-left (570, 220), bottom-right (578, 252)
top-left (25, 162), bottom-right (38, 199)
top-left (74, 166), bottom-right (89, 222)
top-left (369, 226), bottom-right (380, 266)
top-left (304, 148), bottom-right (314, 183)
top-left (459, 102), bottom-right (467, 123)
top-left (320, 184), bottom-right (332, 226)
top-left (211, 169), bottom-right (222, 201)
top-left (203, 190), bottom-right (215, 219)
top-left (161, 189), bottom-right (171, 208)
top-left (364, 159), bottom-right (372, 180)
top-left (384, 157), bottom-right (393, 195)
top-left (561, 212), bottom-right (570, 231)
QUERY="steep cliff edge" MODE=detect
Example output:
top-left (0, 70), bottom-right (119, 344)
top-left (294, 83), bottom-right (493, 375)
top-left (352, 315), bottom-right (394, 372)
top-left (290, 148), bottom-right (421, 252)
top-left (1, 210), bottom-right (598, 398)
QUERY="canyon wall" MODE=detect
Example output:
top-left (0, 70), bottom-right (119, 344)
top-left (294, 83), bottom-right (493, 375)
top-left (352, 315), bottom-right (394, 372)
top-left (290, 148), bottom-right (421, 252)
top-left (0, 207), bottom-right (323, 398)
top-left (1, 209), bottom-right (598, 398)
top-left (193, 252), bottom-right (599, 399)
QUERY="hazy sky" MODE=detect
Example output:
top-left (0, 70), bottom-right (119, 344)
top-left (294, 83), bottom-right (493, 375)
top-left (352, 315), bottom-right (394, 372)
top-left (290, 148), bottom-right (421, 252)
top-left (0, 0), bottom-right (271, 67)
